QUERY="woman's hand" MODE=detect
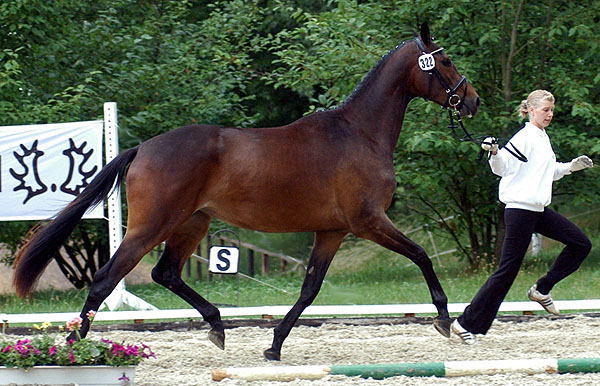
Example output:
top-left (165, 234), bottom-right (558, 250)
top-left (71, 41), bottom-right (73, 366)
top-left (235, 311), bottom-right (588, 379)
top-left (481, 137), bottom-right (498, 155)
top-left (570, 155), bottom-right (593, 172)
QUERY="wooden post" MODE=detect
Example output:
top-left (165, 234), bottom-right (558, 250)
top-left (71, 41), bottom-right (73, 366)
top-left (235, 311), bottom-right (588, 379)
top-left (207, 235), bottom-right (212, 281)
top-left (248, 249), bottom-right (255, 277)
top-left (280, 258), bottom-right (287, 272)
top-left (261, 253), bottom-right (268, 275)
top-left (196, 242), bottom-right (203, 279)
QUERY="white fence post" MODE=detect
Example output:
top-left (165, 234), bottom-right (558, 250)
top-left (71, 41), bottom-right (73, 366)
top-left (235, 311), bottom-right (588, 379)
top-left (531, 233), bottom-right (542, 257)
top-left (101, 102), bottom-right (156, 311)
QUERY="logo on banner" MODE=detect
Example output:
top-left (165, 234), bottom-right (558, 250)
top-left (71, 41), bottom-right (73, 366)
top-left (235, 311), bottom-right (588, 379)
top-left (8, 138), bottom-right (98, 204)
top-left (0, 120), bottom-right (104, 220)
top-left (209, 246), bottom-right (240, 274)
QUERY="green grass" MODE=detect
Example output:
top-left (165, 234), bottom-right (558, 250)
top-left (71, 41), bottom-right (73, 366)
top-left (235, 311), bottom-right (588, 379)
top-left (0, 288), bottom-right (89, 314)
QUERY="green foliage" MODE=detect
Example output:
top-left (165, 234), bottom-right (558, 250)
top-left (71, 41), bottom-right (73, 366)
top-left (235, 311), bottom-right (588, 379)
top-left (1, 0), bottom-right (598, 272)
top-left (262, 0), bottom-right (600, 266)
top-left (264, 0), bottom-right (417, 112)
top-left (0, 0), bottom-right (273, 140)
top-left (0, 221), bottom-right (33, 266)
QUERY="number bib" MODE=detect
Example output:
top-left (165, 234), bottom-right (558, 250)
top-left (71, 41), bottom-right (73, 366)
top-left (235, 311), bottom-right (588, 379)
top-left (418, 53), bottom-right (435, 71)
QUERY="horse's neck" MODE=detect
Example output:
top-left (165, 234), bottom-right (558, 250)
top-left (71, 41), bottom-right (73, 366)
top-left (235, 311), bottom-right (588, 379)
top-left (341, 68), bottom-right (413, 154)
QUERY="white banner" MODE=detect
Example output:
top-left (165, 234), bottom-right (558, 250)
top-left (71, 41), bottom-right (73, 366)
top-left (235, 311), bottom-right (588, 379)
top-left (0, 120), bottom-right (104, 220)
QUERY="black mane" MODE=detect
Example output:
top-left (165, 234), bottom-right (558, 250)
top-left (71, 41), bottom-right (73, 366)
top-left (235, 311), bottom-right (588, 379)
top-left (338, 40), bottom-right (410, 108)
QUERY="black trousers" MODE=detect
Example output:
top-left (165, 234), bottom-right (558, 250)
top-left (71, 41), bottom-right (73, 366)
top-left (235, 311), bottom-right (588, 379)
top-left (458, 207), bottom-right (591, 335)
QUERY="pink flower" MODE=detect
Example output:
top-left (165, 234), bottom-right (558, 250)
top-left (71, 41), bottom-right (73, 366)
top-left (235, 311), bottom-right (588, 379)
top-left (14, 340), bottom-right (32, 356)
top-left (2, 345), bottom-right (12, 353)
top-left (141, 343), bottom-right (156, 359)
top-left (69, 351), bottom-right (75, 364)
top-left (86, 310), bottom-right (97, 321)
top-left (124, 345), bottom-right (139, 356)
top-left (66, 317), bottom-right (83, 332)
top-left (49, 346), bottom-right (57, 356)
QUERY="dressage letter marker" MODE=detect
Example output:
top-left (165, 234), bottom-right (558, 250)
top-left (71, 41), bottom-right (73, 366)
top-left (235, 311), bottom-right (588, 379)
top-left (212, 358), bottom-right (600, 381)
top-left (209, 246), bottom-right (240, 274)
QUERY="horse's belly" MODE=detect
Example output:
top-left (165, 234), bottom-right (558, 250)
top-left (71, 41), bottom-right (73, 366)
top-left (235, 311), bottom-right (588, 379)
top-left (201, 200), bottom-right (348, 233)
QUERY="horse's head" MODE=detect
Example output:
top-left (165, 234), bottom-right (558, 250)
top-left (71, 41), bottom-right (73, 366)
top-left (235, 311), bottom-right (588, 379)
top-left (410, 23), bottom-right (480, 117)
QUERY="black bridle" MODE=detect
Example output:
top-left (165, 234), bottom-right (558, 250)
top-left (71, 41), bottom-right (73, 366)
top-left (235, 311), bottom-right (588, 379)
top-left (415, 38), bottom-right (527, 162)
top-left (415, 37), bottom-right (468, 112)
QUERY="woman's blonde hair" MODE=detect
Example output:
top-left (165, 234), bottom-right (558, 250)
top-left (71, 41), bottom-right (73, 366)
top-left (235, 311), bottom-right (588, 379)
top-left (518, 89), bottom-right (555, 119)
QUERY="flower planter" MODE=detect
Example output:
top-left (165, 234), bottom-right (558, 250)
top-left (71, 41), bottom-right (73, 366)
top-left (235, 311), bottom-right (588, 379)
top-left (0, 365), bottom-right (135, 385)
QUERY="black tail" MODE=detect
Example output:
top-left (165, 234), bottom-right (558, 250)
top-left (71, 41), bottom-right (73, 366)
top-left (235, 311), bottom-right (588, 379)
top-left (13, 146), bottom-right (139, 297)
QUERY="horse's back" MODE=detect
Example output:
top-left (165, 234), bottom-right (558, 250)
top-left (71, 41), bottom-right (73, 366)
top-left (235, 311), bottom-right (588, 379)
top-left (123, 113), bottom-right (395, 233)
top-left (122, 121), bottom-right (346, 231)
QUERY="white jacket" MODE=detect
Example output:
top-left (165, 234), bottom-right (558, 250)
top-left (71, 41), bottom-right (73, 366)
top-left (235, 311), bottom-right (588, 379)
top-left (489, 122), bottom-right (572, 212)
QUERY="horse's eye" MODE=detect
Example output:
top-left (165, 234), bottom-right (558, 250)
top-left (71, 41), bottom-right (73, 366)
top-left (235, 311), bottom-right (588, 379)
top-left (442, 59), bottom-right (452, 67)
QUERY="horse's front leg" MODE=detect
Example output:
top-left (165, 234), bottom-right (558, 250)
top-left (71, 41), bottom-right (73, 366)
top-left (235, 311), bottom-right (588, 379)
top-left (264, 231), bottom-right (346, 361)
top-left (352, 213), bottom-right (451, 337)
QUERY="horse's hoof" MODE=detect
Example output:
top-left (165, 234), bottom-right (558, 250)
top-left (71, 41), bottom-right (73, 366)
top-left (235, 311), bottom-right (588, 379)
top-left (208, 329), bottom-right (225, 350)
top-left (433, 317), bottom-right (452, 338)
top-left (263, 348), bottom-right (281, 361)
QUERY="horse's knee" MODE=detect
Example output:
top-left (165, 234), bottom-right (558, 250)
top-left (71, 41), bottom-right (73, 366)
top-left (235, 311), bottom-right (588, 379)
top-left (85, 282), bottom-right (112, 306)
top-left (410, 246), bottom-right (432, 266)
top-left (298, 286), bottom-right (319, 304)
top-left (85, 266), bottom-right (117, 303)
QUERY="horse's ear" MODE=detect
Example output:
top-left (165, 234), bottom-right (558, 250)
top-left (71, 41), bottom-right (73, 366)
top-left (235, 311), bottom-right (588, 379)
top-left (420, 22), bottom-right (431, 45)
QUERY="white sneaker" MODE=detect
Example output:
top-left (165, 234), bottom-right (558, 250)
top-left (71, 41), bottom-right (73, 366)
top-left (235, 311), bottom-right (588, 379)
top-left (451, 319), bottom-right (477, 345)
top-left (527, 284), bottom-right (560, 315)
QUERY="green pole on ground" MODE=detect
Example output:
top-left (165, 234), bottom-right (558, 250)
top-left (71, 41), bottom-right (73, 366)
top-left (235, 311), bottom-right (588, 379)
top-left (558, 358), bottom-right (600, 374)
top-left (329, 362), bottom-right (446, 379)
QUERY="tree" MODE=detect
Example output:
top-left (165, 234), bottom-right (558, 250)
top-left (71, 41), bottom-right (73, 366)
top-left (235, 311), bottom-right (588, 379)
top-left (1, 0), bottom-right (598, 276)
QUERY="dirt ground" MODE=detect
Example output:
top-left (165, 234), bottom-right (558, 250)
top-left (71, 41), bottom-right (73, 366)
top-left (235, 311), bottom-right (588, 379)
top-left (87, 314), bottom-right (600, 385)
top-left (2, 252), bottom-right (599, 385)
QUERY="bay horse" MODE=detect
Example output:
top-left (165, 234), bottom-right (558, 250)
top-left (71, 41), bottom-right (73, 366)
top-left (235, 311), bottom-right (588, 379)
top-left (13, 23), bottom-right (480, 361)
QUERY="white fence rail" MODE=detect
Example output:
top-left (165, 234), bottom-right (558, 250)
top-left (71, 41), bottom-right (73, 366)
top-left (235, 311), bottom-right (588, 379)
top-left (2, 299), bottom-right (599, 325)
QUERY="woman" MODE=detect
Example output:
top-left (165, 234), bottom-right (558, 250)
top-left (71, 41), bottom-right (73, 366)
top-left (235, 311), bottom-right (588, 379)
top-left (451, 89), bottom-right (593, 345)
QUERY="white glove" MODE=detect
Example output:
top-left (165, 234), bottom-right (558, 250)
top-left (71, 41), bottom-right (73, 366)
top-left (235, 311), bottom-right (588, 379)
top-left (481, 137), bottom-right (498, 152)
top-left (570, 155), bottom-right (593, 172)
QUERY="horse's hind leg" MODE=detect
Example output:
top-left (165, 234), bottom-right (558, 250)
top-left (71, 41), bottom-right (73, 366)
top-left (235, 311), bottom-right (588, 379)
top-left (264, 230), bottom-right (346, 361)
top-left (68, 231), bottom-right (164, 340)
top-left (151, 211), bottom-right (225, 349)
top-left (352, 213), bottom-right (451, 337)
